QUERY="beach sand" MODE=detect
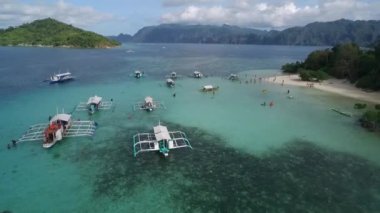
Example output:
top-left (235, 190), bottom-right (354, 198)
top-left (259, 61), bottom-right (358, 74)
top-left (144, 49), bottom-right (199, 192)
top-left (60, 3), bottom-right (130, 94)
top-left (266, 74), bottom-right (380, 104)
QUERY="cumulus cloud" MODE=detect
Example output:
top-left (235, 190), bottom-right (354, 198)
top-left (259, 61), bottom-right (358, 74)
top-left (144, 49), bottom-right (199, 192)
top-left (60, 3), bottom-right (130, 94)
top-left (0, 0), bottom-right (113, 29)
top-left (161, 0), bottom-right (380, 29)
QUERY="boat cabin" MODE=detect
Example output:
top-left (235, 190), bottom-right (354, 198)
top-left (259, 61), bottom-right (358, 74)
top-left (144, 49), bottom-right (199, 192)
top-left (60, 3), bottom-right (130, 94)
top-left (202, 85), bottom-right (219, 92)
top-left (87, 95), bottom-right (102, 114)
top-left (135, 70), bottom-right (143, 78)
top-left (170, 72), bottom-right (177, 79)
top-left (193, 71), bottom-right (203, 78)
top-left (228, 74), bottom-right (239, 81)
top-left (133, 123), bottom-right (192, 157)
top-left (166, 78), bottom-right (175, 87)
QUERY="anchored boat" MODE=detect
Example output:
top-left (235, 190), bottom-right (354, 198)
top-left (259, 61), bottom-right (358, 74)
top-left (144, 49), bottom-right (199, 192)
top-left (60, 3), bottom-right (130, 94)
top-left (133, 96), bottom-right (165, 112)
top-left (49, 72), bottom-right (74, 83)
top-left (16, 112), bottom-right (96, 148)
top-left (133, 122), bottom-right (192, 157)
top-left (201, 85), bottom-right (219, 92)
top-left (75, 95), bottom-right (114, 114)
top-left (166, 78), bottom-right (175, 87)
top-left (193, 71), bottom-right (203, 78)
top-left (134, 70), bottom-right (143, 78)
top-left (228, 74), bottom-right (239, 81)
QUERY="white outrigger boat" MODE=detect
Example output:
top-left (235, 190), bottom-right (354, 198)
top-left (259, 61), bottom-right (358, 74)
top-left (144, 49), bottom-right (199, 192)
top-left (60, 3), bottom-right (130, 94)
top-left (133, 96), bottom-right (165, 112)
top-left (134, 70), bottom-right (143, 78)
top-left (133, 122), bottom-right (192, 157)
top-left (49, 72), bottom-right (74, 83)
top-left (75, 95), bottom-right (114, 114)
top-left (166, 78), bottom-right (175, 87)
top-left (193, 71), bottom-right (203, 78)
top-left (228, 74), bottom-right (239, 81)
top-left (16, 112), bottom-right (96, 148)
top-left (201, 85), bottom-right (219, 92)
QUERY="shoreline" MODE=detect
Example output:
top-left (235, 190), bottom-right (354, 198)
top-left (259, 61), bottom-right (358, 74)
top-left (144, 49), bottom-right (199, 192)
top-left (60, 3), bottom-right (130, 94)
top-left (266, 74), bottom-right (380, 104)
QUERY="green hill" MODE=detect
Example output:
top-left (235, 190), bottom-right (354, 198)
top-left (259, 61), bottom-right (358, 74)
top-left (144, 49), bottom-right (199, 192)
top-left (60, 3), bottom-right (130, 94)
top-left (0, 18), bottom-right (120, 48)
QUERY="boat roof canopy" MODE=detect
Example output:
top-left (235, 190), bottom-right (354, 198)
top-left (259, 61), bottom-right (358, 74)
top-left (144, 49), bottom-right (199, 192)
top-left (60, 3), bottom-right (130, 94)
top-left (166, 78), bottom-right (174, 83)
top-left (145, 96), bottom-right (153, 103)
top-left (87, 95), bottom-right (102, 105)
top-left (153, 125), bottom-right (171, 141)
top-left (135, 70), bottom-right (141, 74)
top-left (203, 85), bottom-right (213, 90)
top-left (54, 72), bottom-right (71, 77)
top-left (50, 113), bottom-right (71, 123)
top-left (194, 71), bottom-right (201, 74)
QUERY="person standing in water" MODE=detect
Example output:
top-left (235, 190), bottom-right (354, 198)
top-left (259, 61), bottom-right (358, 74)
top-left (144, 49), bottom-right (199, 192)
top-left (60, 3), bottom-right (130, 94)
top-left (269, 101), bottom-right (274, 108)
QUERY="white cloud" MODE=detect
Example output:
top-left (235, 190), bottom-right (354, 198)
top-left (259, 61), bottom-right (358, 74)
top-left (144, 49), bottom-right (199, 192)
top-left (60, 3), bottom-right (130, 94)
top-left (0, 0), bottom-right (113, 29)
top-left (160, 0), bottom-right (380, 29)
top-left (162, 0), bottom-right (221, 7)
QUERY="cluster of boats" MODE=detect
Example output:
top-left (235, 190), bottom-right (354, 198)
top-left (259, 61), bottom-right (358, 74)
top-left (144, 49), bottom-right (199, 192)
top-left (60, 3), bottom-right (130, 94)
top-left (15, 69), bottom-right (241, 157)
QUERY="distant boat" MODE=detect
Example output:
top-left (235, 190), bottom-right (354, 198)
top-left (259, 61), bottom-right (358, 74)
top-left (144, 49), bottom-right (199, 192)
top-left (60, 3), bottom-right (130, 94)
top-left (201, 85), bottom-right (219, 92)
top-left (228, 74), bottom-right (239, 81)
top-left (49, 72), bottom-right (74, 84)
top-left (134, 70), bottom-right (143, 78)
top-left (166, 78), bottom-right (175, 87)
top-left (193, 71), bottom-right (203, 78)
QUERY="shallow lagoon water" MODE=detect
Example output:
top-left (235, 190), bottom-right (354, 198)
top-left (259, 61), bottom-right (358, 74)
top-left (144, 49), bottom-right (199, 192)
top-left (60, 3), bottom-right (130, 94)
top-left (1, 44), bottom-right (380, 212)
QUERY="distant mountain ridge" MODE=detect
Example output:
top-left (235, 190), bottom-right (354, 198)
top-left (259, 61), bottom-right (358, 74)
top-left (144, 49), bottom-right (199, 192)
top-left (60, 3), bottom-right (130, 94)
top-left (112, 19), bottom-right (380, 46)
top-left (0, 18), bottom-right (120, 48)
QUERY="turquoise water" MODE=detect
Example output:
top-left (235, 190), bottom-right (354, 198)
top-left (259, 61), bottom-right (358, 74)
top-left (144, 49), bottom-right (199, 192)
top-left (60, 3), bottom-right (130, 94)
top-left (1, 44), bottom-right (380, 212)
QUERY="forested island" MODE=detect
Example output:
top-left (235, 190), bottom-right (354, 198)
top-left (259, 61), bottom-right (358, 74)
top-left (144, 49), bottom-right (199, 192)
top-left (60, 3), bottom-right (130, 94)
top-left (111, 19), bottom-right (380, 47)
top-left (0, 18), bottom-right (120, 48)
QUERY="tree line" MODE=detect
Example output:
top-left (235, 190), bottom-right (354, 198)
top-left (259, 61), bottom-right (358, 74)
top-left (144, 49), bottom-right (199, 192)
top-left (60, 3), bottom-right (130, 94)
top-left (282, 42), bottom-right (380, 91)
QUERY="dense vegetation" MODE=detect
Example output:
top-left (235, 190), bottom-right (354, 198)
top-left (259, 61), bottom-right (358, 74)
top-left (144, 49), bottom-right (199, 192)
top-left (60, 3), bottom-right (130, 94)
top-left (115, 19), bottom-right (380, 46)
top-left (360, 108), bottom-right (380, 132)
top-left (282, 42), bottom-right (380, 90)
top-left (0, 18), bottom-right (120, 48)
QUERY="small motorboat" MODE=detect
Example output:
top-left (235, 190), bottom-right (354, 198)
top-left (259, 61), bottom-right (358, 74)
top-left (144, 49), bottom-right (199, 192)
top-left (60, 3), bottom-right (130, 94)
top-left (228, 74), bottom-right (239, 81)
top-left (49, 72), bottom-right (74, 83)
top-left (201, 85), bottom-right (219, 92)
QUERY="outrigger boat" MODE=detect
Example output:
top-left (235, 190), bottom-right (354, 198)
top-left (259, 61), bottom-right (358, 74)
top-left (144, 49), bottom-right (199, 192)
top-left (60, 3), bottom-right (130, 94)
top-left (49, 72), bottom-right (74, 83)
top-left (132, 122), bottom-right (192, 157)
top-left (75, 95), bottom-right (114, 114)
top-left (166, 78), bottom-right (175, 87)
top-left (16, 112), bottom-right (96, 148)
top-left (228, 74), bottom-right (239, 81)
top-left (193, 71), bottom-right (203, 78)
top-left (133, 96), bottom-right (165, 112)
top-left (201, 85), bottom-right (219, 92)
top-left (134, 70), bottom-right (143, 78)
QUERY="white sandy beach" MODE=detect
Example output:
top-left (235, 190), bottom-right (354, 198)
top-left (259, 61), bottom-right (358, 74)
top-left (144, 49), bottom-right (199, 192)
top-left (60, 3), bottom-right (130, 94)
top-left (266, 74), bottom-right (380, 104)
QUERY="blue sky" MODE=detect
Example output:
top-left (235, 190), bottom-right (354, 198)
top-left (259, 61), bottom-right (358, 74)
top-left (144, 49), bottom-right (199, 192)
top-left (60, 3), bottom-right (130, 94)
top-left (1, 0), bottom-right (379, 35)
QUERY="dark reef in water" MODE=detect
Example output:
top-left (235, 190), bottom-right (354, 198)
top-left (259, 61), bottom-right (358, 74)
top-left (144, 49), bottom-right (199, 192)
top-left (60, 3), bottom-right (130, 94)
top-left (73, 122), bottom-right (380, 212)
